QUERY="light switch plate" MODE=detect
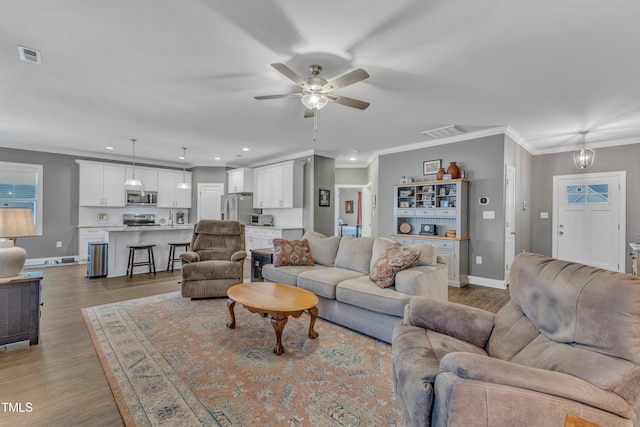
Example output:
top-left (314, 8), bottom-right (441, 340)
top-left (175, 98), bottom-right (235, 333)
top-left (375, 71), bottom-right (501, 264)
top-left (483, 211), bottom-right (495, 219)
top-left (540, 212), bottom-right (549, 219)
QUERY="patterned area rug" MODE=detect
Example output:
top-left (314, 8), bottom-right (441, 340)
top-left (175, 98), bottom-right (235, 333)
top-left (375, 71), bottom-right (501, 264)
top-left (82, 291), bottom-right (402, 426)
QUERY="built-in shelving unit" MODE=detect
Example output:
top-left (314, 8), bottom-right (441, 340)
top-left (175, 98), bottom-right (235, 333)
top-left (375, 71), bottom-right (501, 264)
top-left (393, 179), bottom-right (469, 287)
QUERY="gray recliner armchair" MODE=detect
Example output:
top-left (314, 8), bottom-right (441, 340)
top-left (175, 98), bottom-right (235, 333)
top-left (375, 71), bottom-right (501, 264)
top-left (180, 220), bottom-right (246, 298)
top-left (392, 252), bottom-right (640, 426)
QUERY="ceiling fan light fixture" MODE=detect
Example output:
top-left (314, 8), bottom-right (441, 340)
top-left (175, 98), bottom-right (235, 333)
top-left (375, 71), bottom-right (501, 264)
top-left (301, 93), bottom-right (328, 111)
top-left (573, 131), bottom-right (595, 169)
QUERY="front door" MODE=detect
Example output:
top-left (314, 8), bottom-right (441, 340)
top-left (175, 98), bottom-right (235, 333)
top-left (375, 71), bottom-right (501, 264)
top-left (552, 172), bottom-right (626, 272)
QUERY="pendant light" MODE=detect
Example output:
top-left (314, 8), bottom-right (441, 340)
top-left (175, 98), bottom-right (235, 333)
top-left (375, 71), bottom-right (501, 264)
top-left (124, 138), bottom-right (143, 188)
top-left (573, 131), bottom-right (595, 169)
top-left (177, 147), bottom-right (191, 190)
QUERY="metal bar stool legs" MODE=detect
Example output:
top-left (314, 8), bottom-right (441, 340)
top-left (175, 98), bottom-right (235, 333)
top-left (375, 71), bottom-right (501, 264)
top-left (127, 244), bottom-right (156, 278)
top-left (167, 242), bottom-right (190, 272)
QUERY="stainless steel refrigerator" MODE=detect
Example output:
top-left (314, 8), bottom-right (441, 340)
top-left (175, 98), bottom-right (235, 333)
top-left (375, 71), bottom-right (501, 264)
top-left (221, 193), bottom-right (254, 224)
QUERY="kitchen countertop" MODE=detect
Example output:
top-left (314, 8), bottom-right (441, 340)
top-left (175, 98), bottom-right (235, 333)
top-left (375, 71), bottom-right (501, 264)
top-left (245, 225), bottom-right (303, 230)
top-left (78, 224), bottom-right (194, 231)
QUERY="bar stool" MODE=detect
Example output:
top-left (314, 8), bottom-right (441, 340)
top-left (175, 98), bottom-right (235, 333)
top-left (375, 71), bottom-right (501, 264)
top-left (126, 244), bottom-right (156, 278)
top-left (167, 242), bottom-right (190, 272)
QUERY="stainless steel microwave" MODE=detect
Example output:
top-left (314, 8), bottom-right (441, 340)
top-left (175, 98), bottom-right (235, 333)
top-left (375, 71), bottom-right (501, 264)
top-left (126, 190), bottom-right (157, 206)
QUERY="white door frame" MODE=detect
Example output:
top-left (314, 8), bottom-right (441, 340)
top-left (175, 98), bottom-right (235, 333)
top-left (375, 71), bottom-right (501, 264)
top-left (552, 171), bottom-right (626, 272)
top-left (334, 184), bottom-right (370, 237)
top-left (504, 165), bottom-right (516, 284)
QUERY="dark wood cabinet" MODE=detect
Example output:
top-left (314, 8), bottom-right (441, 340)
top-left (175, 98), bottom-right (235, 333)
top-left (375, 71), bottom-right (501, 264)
top-left (251, 249), bottom-right (273, 282)
top-left (0, 272), bottom-right (43, 346)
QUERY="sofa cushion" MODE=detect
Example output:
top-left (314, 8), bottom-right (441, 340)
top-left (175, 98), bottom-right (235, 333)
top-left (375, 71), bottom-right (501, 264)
top-left (297, 267), bottom-right (364, 299)
top-left (262, 264), bottom-right (327, 286)
top-left (337, 276), bottom-right (411, 317)
top-left (334, 236), bottom-right (376, 274)
top-left (369, 237), bottom-right (395, 270)
top-left (409, 242), bottom-right (438, 266)
top-left (303, 231), bottom-right (341, 266)
top-left (273, 239), bottom-right (314, 267)
top-left (370, 242), bottom-right (420, 288)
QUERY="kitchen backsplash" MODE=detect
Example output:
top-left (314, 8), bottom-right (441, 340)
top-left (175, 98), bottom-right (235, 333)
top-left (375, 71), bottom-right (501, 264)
top-left (79, 206), bottom-right (189, 226)
top-left (261, 208), bottom-right (303, 227)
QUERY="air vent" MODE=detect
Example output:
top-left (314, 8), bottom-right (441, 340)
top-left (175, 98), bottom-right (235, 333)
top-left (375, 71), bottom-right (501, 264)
top-left (421, 125), bottom-right (462, 139)
top-left (18, 46), bottom-right (41, 64)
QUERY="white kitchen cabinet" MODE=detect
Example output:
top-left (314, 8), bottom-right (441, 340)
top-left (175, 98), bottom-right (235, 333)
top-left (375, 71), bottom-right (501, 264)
top-left (157, 170), bottom-right (192, 208)
top-left (78, 228), bottom-right (107, 262)
top-left (245, 226), bottom-right (303, 251)
top-left (227, 167), bottom-right (253, 193)
top-left (125, 167), bottom-right (158, 192)
top-left (79, 162), bottom-right (126, 207)
top-left (252, 161), bottom-right (303, 208)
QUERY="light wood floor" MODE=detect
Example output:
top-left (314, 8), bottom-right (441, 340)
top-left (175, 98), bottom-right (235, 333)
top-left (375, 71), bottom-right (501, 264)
top-left (0, 263), bottom-right (509, 426)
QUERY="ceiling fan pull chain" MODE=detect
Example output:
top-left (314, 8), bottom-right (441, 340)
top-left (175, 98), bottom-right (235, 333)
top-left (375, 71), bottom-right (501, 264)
top-left (313, 111), bottom-right (318, 143)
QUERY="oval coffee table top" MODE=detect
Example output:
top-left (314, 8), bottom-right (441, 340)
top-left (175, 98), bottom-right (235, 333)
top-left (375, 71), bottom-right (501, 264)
top-left (227, 282), bottom-right (318, 312)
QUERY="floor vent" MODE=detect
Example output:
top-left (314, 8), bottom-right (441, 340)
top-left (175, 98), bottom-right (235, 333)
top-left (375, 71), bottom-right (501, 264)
top-left (421, 125), bottom-right (462, 139)
top-left (18, 46), bottom-right (41, 64)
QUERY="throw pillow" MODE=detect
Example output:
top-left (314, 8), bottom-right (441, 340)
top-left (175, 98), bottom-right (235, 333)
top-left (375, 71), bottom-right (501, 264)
top-left (370, 243), bottom-right (420, 288)
top-left (273, 239), bottom-right (314, 267)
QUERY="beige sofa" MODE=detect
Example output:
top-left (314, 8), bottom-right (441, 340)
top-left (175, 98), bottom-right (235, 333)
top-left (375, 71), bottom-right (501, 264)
top-left (261, 231), bottom-right (448, 343)
top-left (393, 252), bottom-right (640, 427)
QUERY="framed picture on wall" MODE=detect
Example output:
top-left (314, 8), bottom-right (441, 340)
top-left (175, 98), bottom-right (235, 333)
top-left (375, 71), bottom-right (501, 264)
top-left (423, 159), bottom-right (441, 175)
top-left (319, 189), bottom-right (330, 207)
top-left (345, 200), bottom-right (354, 214)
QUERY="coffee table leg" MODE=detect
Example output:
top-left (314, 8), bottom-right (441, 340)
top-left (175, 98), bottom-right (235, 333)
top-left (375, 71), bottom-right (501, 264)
top-left (226, 299), bottom-right (236, 329)
top-left (270, 315), bottom-right (288, 355)
top-left (308, 306), bottom-right (319, 339)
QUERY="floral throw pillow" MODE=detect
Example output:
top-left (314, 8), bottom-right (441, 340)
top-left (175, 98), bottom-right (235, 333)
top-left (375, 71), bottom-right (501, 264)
top-left (273, 239), bottom-right (315, 267)
top-left (370, 242), bottom-right (420, 288)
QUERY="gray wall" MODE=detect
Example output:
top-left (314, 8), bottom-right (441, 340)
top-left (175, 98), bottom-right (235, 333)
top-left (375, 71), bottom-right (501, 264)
top-left (338, 188), bottom-right (360, 225)
top-left (336, 168), bottom-right (368, 185)
top-left (378, 135), bottom-right (508, 280)
top-left (531, 143), bottom-right (640, 273)
top-left (1, 147), bottom-right (80, 258)
top-left (313, 155), bottom-right (336, 236)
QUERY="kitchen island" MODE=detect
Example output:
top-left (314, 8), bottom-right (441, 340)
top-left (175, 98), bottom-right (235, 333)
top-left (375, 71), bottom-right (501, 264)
top-left (79, 225), bottom-right (194, 278)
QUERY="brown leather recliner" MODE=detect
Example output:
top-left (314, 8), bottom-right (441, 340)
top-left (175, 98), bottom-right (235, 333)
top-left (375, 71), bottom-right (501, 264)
top-left (180, 220), bottom-right (246, 298)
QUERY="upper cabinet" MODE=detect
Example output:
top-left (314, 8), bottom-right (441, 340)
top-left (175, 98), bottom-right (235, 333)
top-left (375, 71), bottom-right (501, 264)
top-left (78, 162), bottom-right (126, 207)
top-left (157, 170), bottom-right (192, 208)
top-left (125, 167), bottom-right (158, 192)
top-left (252, 161), bottom-right (303, 209)
top-left (227, 168), bottom-right (253, 193)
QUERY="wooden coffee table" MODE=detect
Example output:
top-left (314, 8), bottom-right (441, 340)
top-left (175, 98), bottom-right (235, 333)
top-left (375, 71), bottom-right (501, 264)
top-left (226, 282), bottom-right (319, 355)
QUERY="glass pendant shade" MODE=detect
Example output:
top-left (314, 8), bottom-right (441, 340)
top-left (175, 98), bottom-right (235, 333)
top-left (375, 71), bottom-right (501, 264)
top-left (124, 138), bottom-right (143, 188)
top-left (177, 147), bottom-right (191, 190)
top-left (301, 93), bottom-right (328, 110)
top-left (573, 131), bottom-right (595, 169)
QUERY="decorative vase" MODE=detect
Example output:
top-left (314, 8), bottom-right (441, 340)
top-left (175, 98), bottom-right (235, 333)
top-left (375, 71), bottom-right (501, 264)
top-left (447, 162), bottom-right (460, 179)
top-left (436, 168), bottom-right (445, 180)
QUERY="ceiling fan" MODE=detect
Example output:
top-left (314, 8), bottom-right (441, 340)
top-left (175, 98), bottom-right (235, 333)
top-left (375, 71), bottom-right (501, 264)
top-left (255, 63), bottom-right (370, 118)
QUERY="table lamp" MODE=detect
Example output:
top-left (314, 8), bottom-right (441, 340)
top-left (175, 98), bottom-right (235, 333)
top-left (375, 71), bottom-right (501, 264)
top-left (0, 208), bottom-right (37, 279)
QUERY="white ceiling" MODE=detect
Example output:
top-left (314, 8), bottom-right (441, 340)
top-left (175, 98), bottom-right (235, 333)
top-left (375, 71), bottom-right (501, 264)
top-left (1, 0), bottom-right (639, 168)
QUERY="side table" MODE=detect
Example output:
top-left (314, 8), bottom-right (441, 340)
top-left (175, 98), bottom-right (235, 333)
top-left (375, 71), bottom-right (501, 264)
top-left (0, 272), bottom-right (43, 347)
top-left (251, 248), bottom-right (273, 282)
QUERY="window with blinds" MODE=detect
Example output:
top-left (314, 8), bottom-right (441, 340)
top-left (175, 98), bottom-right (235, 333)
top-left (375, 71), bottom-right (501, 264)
top-left (0, 161), bottom-right (43, 235)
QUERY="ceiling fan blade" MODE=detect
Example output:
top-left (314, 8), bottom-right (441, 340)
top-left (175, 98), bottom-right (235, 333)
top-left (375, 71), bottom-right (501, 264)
top-left (322, 68), bottom-right (369, 92)
top-left (254, 93), bottom-right (301, 100)
top-left (304, 108), bottom-right (316, 118)
top-left (327, 95), bottom-right (370, 110)
top-left (271, 63), bottom-right (310, 89)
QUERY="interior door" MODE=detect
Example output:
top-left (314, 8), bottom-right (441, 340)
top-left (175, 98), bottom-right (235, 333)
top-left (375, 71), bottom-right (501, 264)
top-left (197, 183), bottom-right (224, 222)
top-left (552, 172), bottom-right (625, 272)
top-left (504, 165), bottom-right (516, 284)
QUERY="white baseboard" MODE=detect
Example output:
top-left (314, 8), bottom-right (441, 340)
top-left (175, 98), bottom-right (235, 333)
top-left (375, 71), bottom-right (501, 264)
top-left (468, 275), bottom-right (507, 289)
top-left (24, 255), bottom-right (80, 269)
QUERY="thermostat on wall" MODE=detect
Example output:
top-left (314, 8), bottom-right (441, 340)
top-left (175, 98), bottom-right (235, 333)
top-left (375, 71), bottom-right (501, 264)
top-left (479, 197), bottom-right (490, 205)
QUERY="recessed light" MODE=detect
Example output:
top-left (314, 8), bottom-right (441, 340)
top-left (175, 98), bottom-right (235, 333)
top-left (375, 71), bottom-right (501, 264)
top-left (350, 157), bottom-right (356, 161)
top-left (106, 146), bottom-right (114, 150)
top-left (242, 148), bottom-right (250, 151)
top-left (178, 156), bottom-right (185, 160)
top-left (214, 157), bottom-right (221, 160)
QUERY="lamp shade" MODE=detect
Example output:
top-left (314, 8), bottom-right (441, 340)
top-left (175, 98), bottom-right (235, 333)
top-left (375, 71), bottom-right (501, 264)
top-left (0, 208), bottom-right (36, 279)
top-left (0, 208), bottom-right (36, 239)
